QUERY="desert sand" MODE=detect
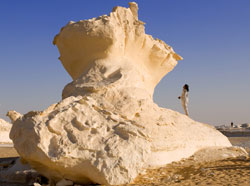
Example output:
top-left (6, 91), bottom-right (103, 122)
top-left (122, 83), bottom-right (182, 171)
top-left (131, 137), bottom-right (250, 186)
top-left (0, 147), bottom-right (18, 158)
top-left (0, 137), bottom-right (249, 186)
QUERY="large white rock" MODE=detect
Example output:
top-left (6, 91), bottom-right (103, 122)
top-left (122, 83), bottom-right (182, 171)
top-left (10, 2), bottom-right (234, 185)
top-left (0, 118), bottom-right (12, 144)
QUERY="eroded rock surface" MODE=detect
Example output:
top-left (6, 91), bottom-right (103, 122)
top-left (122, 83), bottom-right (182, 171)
top-left (10, 2), bottom-right (234, 185)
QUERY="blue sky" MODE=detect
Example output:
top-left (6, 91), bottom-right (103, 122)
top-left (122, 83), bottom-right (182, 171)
top-left (0, 0), bottom-right (249, 126)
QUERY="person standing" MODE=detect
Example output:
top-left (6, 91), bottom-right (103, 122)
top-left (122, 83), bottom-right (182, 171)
top-left (178, 84), bottom-right (189, 116)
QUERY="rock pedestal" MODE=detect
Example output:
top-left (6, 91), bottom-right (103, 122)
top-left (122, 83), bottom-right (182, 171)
top-left (10, 2), bottom-right (234, 185)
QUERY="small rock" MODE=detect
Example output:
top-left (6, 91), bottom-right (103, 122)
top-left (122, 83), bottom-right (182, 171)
top-left (200, 168), bottom-right (207, 172)
top-left (33, 183), bottom-right (41, 186)
top-left (56, 179), bottom-right (74, 186)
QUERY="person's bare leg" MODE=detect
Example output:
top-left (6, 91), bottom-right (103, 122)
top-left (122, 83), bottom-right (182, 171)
top-left (184, 104), bottom-right (189, 116)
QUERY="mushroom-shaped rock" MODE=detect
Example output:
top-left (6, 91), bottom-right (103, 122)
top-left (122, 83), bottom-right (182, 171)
top-left (53, 1), bottom-right (182, 95)
top-left (10, 2), bottom-right (232, 185)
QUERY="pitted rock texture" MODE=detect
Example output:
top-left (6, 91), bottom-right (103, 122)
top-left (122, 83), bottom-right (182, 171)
top-left (10, 2), bottom-right (233, 185)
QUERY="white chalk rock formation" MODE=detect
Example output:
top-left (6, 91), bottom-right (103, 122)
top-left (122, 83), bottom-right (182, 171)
top-left (10, 2), bottom-right (233, 185)
top-left (53, 2), bottom-right (182, 95)
top-left (190, 146), bottom-right (248, 163)
top-left (0, 118), bottom-right (12, 144)
top-left (239, 123), bottom-right (250, 129)
top-left (6, 110), bottom-right (23, 124)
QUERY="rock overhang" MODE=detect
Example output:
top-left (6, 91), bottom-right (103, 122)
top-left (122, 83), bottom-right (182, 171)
top-left (53, 2), bottom-right (182, 95)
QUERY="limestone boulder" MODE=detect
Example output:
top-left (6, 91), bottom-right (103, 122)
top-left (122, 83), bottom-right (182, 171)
top-left (0, 118), bottom-right (12, 144)
top-left (10, 2), bottom-right (235, 185)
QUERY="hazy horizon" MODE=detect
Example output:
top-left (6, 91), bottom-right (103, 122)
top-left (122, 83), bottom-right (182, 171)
top-left (0, 0), bottom-right (249, 126)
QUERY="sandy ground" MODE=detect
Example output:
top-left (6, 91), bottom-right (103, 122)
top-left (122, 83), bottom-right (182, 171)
top-left (0, 147), bottom-right (18, 158)
top-left (130, 137), bottom-right (250, 186)
top-left (131, 154), bottom-right (250, 186)
top-left (0, 137), bottom-right (249, 186)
